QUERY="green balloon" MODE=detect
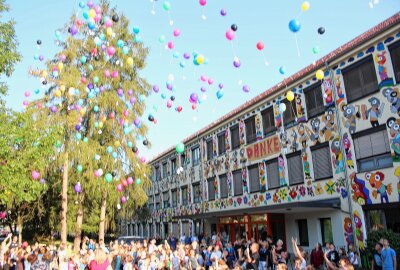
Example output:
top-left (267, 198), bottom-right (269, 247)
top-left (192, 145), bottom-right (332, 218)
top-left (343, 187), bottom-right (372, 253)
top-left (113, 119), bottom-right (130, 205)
top-left (163, 1), bottom-right (171, 11)
top-left (176, 142), bottom-right (185, 154)
top-left (312, 46), bottom-right (320, 54)
top-left (135, 178), bottom-right (141, 185)
top-left (105, 173), bottom-right (112, 183)
top-left (77, 164), bottom-right (83, 173)
top-left (159, 35), bottom-right (165, 43)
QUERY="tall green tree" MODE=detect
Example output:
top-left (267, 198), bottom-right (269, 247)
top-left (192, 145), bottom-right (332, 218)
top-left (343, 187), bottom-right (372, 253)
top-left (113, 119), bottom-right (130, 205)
top-left (0, 0), bottom-right (21, 101)
top-left (30, 0), bottom-right (151, 249)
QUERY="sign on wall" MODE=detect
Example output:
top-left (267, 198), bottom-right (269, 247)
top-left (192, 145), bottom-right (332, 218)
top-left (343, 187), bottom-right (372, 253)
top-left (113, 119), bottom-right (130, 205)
top-left (246, 135), bottom-right (280, 162)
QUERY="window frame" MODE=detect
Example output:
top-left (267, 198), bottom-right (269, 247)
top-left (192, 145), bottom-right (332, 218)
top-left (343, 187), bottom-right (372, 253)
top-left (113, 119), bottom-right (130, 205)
top-left (162, 162), bottom-right (168, 178)
top-left (163, 192), bottom-right (170, 208)
top-left (171, 158), bottom-right (177, 174)
top-left (155, 166), bottom-right (161, 181)
top-left (389, 40), bottom-right (400, 84)
top-left (192, 183), bottom-right (201, 203)
top-left (181, 186), bottom-right (188, 205)
top-left (311, 142), bottom-right (333, 181)
top-left (282, 99), bottom-right (297, 128)
top-left (266, 159), bottom-right (280, 190)
top-left (342, 55), bottom-right (379, 103)
top-left (219, 174), bottom-right (229, 198)
top-left (320, 218), bottom-right (333, 245)
top-left (171, 189), bottom-right (178, 207)
top-left (248, 164), bottom-right (260, 193)
top-left (261, 107), bottom-right (277, 137)
top-left (232, 170), bottom-right (243, 196)
top-left (230, 125), bottom-right (240, 150)
top-left (192, 146), bottom-right (201, 166)
top-left (297, 219), bottom-right (309, 246)
top-left (245, 116), bottom-right (257, 145)
top-left (217, 132), bottom-right (226, 156)
top-left (286, 151), bottom-right (304, 186)
top-left (304, 82), bottom-right (325, 119)
top-left (206, 139), bottom-right (213, 161)
top-left (352, 125), bottom-right (393, 173)
top-left (207, 177), bottom-right (216, 201)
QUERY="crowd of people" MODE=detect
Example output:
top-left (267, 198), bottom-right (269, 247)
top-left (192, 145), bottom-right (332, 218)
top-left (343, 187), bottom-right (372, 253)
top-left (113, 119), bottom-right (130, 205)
top-left (0, 232), bottom-right (397, 270)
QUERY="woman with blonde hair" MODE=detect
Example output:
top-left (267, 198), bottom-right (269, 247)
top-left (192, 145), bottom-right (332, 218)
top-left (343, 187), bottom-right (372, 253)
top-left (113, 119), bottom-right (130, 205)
top-left (88, 249), bottom-right (112, 270)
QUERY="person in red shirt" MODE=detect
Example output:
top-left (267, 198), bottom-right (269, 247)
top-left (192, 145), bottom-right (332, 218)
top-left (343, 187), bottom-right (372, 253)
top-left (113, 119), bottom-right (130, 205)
top-left (310, 243), bottom-right (324, 270)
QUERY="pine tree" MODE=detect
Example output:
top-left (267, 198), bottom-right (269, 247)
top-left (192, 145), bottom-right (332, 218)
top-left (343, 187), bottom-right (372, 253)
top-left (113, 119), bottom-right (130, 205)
top-left (30, 0), bottom-right (152, 248)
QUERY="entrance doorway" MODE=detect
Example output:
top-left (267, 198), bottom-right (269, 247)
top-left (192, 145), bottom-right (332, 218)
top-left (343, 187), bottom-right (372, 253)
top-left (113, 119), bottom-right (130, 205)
top-left (164, 223), bottom-right (169, 238)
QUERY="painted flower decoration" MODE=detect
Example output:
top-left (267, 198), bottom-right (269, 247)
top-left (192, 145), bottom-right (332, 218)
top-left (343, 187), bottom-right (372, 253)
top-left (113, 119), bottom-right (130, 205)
top-left (266, 192), bottom-right (272, 201)
top-left (228, 198), bottom-right (234, 206)
top-left (315, 183), bottom-right (324, 195)
top-left (299, 186), bottom-right (306, 197)
top-left (237, 197), bottom-right (242, 205)
top-left (259, 194), bottom-right (265, 202)
top-left (279, 188), bottom-right (288, 201)
top-left (341, 188), bottom-right (348, 198)
top-left (273, 193), bottom-right (279, 203)
top-left (289, 188), bottom-right (297, 200)
top-left (243, 195), bottom-right (248, 204)
top-left (324, 180), bottom-right (335, 195)
top-left (336, 177), bottom-right (345, 188)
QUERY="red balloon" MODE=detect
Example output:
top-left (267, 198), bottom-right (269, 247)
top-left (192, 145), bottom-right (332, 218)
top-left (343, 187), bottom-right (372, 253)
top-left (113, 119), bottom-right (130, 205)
top-left (81, 77), bottom-right (87, 84)
top-left (192, 104), bottom-right (196, 110)
top-left (256, 42), bottom-right (264, 51)
top-left (177, 106), bottom-right (182, 112)
top-left (37, 103), bottom-right (43, 109)
top-left (109, 112), bottom-right (115, 119)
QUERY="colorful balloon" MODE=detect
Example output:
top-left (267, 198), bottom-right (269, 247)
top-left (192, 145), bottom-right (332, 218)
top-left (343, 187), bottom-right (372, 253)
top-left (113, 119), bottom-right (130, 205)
top-left (256, 42), bottom-right (264, 51)
top-left (279, 103), bottom-right (286, 113)
top-left (199, 0), bottom-right (206, 6)
top-left (289, 19), bottom-right (301, 33)
top-left (176, 142), bottom-right (185, 154)
top-left (318, 27), bottom-right (325, 35)
top-left (163, 1), bottom-right (171, 11)
top-left (225, 29), bottom-right (235, 41)
top-left (316, 69), bottom-right (325, 80)
top-left (220, 9), bottom-right (227, 16)
top-left (286, 91), bottom-right (295, 102)
top-left (279, 66), bottom-right (286, 75)
top-left (301, 1), bottom-right (310, 12)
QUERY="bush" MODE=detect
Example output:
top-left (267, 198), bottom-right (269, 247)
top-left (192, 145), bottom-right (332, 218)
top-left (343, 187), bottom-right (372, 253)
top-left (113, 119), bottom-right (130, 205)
top-left (366, 229), bottom-right (400, 266)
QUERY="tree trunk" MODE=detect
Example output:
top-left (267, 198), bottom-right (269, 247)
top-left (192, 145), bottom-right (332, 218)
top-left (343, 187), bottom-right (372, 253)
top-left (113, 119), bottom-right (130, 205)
top-left (73, 193), bottom-right (84, 252)
top-left (17, 213), bottom-right (22, 244)
top-left (61, 152), bottom-right (69, 244)
top-left (98, 190), bottom-right (107, 243)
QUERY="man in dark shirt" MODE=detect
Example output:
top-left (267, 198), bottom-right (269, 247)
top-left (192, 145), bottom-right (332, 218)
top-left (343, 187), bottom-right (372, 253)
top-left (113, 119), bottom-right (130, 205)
top-left (371, 242), bottom-right (383, 270)
top-left (168, 234), bottom-right (178, 251)
top-left (259, 241), bottom-right (269, 270)
top-left (327, 243), bottom-right (340, 267)
top-left (246, 243), bottom-right (260, 270)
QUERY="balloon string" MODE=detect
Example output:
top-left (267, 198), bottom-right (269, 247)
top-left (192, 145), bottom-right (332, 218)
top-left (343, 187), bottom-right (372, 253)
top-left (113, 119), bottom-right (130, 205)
top-left (230, 42), bottom-right (237, 58)
top-left (261, 51), bottom-right (269, 66)
top-left (294, 34), bottom-right (300, 57)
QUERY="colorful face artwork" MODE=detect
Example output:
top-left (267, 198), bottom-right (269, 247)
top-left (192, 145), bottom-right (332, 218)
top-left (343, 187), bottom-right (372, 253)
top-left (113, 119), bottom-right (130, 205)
top-left (339, 103), bottom-right (361, 135)
top-left (375, 49), bottom-right (394, 88)
top-left (365, 97), bottom-right (384, 127)
top-left (343, 217), bottom-right (354, 245)
top-left (350, 172), bottom-right (372, 205)
top-left (365, 171), bottom-right (392, 203)
top-left (259, 161), bottom-right (266, 192)
top-left (242, 167), bottom-right (248, 193)
top-left (239, 119), bottom-right (245, 145)
top-left (255, 114), bottom-right (263, 141)
top-left (331, 136), bottom-right (344, 174)
top-left (225, 129), bottom-right (230, 152)
top-left (295, 93), bottom-right (306, 122)
top-left (353, 210), bottom-right (365, 250)
top-left (322, 78), bottom-right (334, 107)
top-left (334, 74), bottom-right (345, 105)
top-left (274, 103), bottom-right (282, 129)
top-left (214, 177), bottom-right (218, 199)
top-left (212, 134), bottom-right (217, 157)
top-left (278, 155), bottom-right (287, 186)
top-left (382, 87), bottom-right (400, 116)
top-left (342, 133), bottom-right (354, 169)
top-left (386, 117), bottom-right (400, 161)
top-left (302, 151), bottom-right (311, 181)
top-left (321, 109), bottom-right (336, 142)
top-left (227, 171), bottom-right (232, 197)
top-left (297, 123), bottom-right (308, 149)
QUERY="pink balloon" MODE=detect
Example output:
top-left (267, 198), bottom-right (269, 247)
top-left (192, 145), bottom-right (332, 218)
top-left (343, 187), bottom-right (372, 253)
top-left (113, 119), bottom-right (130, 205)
top-left (107, 46), bottom-right (116, 56)
top-left (167, 41), bottom-right (174, 49)
top-left (119, 119), bottom-right (125, 126)
top-left (199, 0), bottom-right (206, 6)
top-left (123, 110), bottom-right (129, 117)
top-left (225, 29), bottom-right (235, 41)
top-left (127, 177), bottom-right (133, 184)
top-left (32, 170), bottom-right (40, 180)
top-left (200, 75), bottom-right (207, 82)
top-left (24, 91), bottom-right (30, 97)
top-left (173, 29), bottom-right (181, 37)
top-left (59, 54), bottom-right (66, 62)
top-left (167, 100), bottom-right (172, 108)
top-left (105, 19), bottom-right (113, 28)
top-left (23, 100), bottom-right (28, 106)
top-left (104, 70), bottom-right (110, 77)
top-left (121, 196), bottom-right (127, 203)
top-left (208, 78), bottom-right (214, 85)
top-left (112, 70), bottom-right (119, 78)
top-left (0, 212), bottom-right (6, 220)
top-left (140, 156), bottom-right (146, 163)
top-left (94, 170), bottom-right (100, 177)
top-left (117, 184), bottom-right (123, 192)
top-left (94, 5), bottom-right (102, 14)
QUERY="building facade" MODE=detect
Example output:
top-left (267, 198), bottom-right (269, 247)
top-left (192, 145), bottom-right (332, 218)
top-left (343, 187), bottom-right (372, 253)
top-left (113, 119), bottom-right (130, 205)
top-left (128, 14), bottom-right (400, 252)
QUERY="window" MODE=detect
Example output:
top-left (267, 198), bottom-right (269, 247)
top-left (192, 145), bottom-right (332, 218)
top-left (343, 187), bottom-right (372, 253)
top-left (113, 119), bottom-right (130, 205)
top-left (218, 132), bottom-right (226, 155)
top-left (208, 177), bottom-right (216, 201)
top-left (193, 183), bottom-right (201, 203)
top-left (181, 186), bottom-right (188, 205)
top-left (155, 166), bottom-right (161, 181)
top-left (311, 142), bottom-right (333, 180)
top-left (233, 170), bottom-right (243, 196)
top-left (162, 162), bottom-right (168, 178)
top-left (266, 159), bottom-right (280, 189)
top-left (248, 164), bottom-right (260, 193)
top-left (149, 203), bottom-right (154, 212)
top-left (206, 140), bottom-right (213, 160)
top-left (342, 56), bottom-right (378, 103)
top-left (192, 146), bottom-right (200, 166)
top-left (304, 82), bottom-right (324, 118)
top-left (230, 125), bottom-right (240, 150)
top-left (352, 126), bottom-right (392, 172)
top-left (297, 219), bottom-right (309, 246)
top-left (171, 189), bottom-right (178, 207)
top-left (219, 174), bottom-right (228, 198)
top-left (363, 203), bottom-right (400, 233)
top-left (389, 41), bottom-right (400, 83)
top-left (320, 218), bottom-right (333, 245)
top-left (287, 152), bottom-right (304, 185)
top-left (261, 107), bottom-right (276, 136)
top-left (163, 192), bottom-right (170, 208)
top-left (180, 153), bottom-right (186, 167)
top-left (282, 99), bottom-right (296, 127)
top-left (171, 158), bottom-right (177, 174)
top-left (155, 194), bottom-right (160, 210)
top-left (245, 116), bottom-right (256, 144)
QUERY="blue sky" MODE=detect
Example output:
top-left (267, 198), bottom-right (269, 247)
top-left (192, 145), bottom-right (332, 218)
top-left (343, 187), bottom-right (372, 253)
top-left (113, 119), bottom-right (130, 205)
top-left (4, 0), bottom-right (400, 160)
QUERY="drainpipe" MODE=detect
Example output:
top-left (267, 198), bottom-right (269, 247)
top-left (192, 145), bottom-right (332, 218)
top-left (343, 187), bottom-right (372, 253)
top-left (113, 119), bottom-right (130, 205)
top-left (198, 134), bottom-right (205, 236)
top-left (325, 62), bottom-right (356, 248)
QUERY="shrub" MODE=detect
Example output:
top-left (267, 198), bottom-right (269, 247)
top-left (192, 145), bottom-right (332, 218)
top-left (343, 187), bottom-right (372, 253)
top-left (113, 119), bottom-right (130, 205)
top-left (366, 229), bottom-right (400, 266)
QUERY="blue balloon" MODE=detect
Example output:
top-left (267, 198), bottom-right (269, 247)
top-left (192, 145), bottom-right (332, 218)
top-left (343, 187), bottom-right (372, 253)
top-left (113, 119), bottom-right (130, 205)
top-left (88, 21), bottom-right (96, 30)
top-left (136, 135), bottom-right (143, 141)
top-left (117, 40), bottom-right (124, 48)
top-left (83, 137), bottom-right (88, 143)
top-left (289, 19), bottom-right (301, 33)
top-left (94, 36), bottom-right (101, 46)
top-left (193, 59), bottom-right (199, 66)
top-left (133, 26), bottom-right (140, 34)
top-left (55, 30), bottom-right (61, 38)
top-left (81, 56), bottom-right (87, 64)
top-left (112, 152), bottom-right (117, 159)
top-left (122, 46), bottom-right (129, 55)
top-left (88, 64), bottom-right (93, 71)
top-left (127, 141), bottom-right (133, 148)
top-left (75, 89), bottom-right (80, 95)
top-left (173, 51), bottom-right (180, 58)
top-left (34, 54), bottom-right (39, 60)
top-left (134, 35), bottom-right (141, 43)
top-left (107, 146), bottom-right (113, 153)
top-left (99, 33), bottom-right (106, 41)
top-left (93, 76), bottom-right (99, 83)
top-left (78, 99), bottom-right (84, 106)
top-left (279, 66), bottom-right (286, 75)
top-left (216, 90), bottom-right (224, 99)
top-left (83, 11), bottom-right (89, 20)
top-left (179, 61), bottom-right (186, 68)
top-left (93, 105), bottom-right (99, 112)
top-left (76, 133), bottom-right (82, 140)
top-left (79, 1), bottom-right (85, 8)
top-left (161, 93), bottom-right (167, 99)
top-left (34, 89), bottom-right (40, 94)
top-left (88, 92), bottom-right (95, 99)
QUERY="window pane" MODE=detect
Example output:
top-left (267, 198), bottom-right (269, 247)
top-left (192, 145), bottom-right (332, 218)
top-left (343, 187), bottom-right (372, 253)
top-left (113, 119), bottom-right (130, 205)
top-left (208, 178), bottom-right (215, 201)
top-left (320, 218), bottom-right (333, 244)
top-left (248, 165), bottom-right (260, 193)
top-left (283, 99), bottom-right (296, 126)
top-left (287, 153), bottom-right (304, 185)
top-left (231, 125), bottom-right (240, 150)
top-left (377, 154), bottom-right (393, 169)
top-left (262, 107), bottom-right (276, 135)
top-left (312, 144), bottom-right (333, 180)
top-left (389, 42), bottom-right (400, 83)
top-left (193, 184), bottom-right (201, 203)
top-left (305, 83), bottom-right (324, 118)
top-left (207, 140), bottom-right (213, 160)
top-left (219, 174), bottom-right (228, 198)
top-left (218, 133), bottom-right (226, 155)
top-left (192, 147), bottom-right (200, 165)
top-left (360, 59), bottom-right (378, 95)
top-left (297, 220), bottom-right (309, 246)
top-left (266, 160), bottom-right (280, 189)
top-left (246, 117), bottom-right (256, 144)
top-left (233, 170), bottom-right (243, 196)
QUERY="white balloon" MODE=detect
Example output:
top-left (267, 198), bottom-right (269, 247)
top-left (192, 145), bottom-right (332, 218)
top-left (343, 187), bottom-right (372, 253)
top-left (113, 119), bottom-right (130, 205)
top-left (168, 74), bottom-right (175, 82)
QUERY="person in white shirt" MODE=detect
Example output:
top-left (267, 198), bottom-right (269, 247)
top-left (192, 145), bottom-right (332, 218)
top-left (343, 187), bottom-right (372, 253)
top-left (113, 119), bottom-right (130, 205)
top-left (210, 245), bottom-right (222, 268)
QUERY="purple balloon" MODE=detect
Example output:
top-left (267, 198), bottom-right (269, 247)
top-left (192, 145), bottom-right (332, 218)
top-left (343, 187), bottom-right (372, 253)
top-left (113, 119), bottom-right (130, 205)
top-left (70, 25), bottom-right (78, 36)
top-left (200, 87), bottom-right (206, 92)
top-left (50, 106), bottom-right (58, 113)
top-left (190, 93), bottom-right (198, 103)
top-left (153, 85), bottom-right (159, 93)
top-left (128, 89), bottom-right (133, 96)
top-left (101, 44), bottom-right (106, 51)
top-left (75, 124), bottom-right (81, 131)
top-left (220, 9), bottom-right (227, 16)
top-left (99, 86), bottom-right (105, 92)
top-left (74, 183), bottom-right (82, 193)
top-left (39, 55), bottom-right (45, 61)
top-left (87, 0), bottom-right (94, 8)
top-left (117, 88), bottom-right (124, 96)
top-left (183, 53), bottom-right (191, 59)
top-left (233, 58), bottom-right (241, 68)
top-left (87, 83), bottom-right (94, 89)
top-left (134, 118), bottom-right (141, 127)
top-left (218, 83), bottom-right (224, 89)
top-left (39, 178), bottom-right (45, 184)
top-left (130, 97), bottom-right (136, 104)
top-left (166, 83), bottom-right (173, 91)
top-left (242, 85), bottom-right (250, 93)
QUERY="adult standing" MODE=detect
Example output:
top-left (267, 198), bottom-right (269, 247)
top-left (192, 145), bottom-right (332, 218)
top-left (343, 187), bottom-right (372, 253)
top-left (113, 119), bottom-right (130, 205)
top-left (381, 239), bottom-right (397, 270)
top-left (371, 242), bottom-right (383, 270)
top-left (245, 243), bottom-right (260, 270)
top-left (259, 241), bottom-right (269, 270)
top-left (310, 243), bottom-right (324, 270)
top-left (88, 249), bottom-right (112, 270)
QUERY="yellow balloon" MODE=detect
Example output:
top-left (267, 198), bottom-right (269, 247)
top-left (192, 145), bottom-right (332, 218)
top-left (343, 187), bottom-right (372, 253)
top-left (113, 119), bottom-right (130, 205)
top-left (99, 122), bottom-right (104, 128)
top-left (55, 89), bottom-right (62, 98)
top-left (58, 62), bottom-right (64, 70)
top-left (79, 108), bottom-right (86, 116)
top-left (196, 54), bottom-right (205, 65)
top-left (316, 69), bottom-right (324, 80)
top-left (301, 1), bottom-right (310, 11)
top-left (106, 28), bottom-right (113, 36)
top-left (286, 91), bottom-right (295, 102)
top-left (114, 141), bottom-right (121, 148)
top-left (88, 9), bottom-right (96, 19)
top-left (127, 57), bottom-right (134, 66)
top-left (101, 116), bottom-right (107, 123)
top-left (42, 71), bottom-right (48, 77)
top-left (60, 85), bottom-right (66, 92)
